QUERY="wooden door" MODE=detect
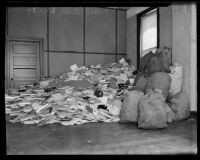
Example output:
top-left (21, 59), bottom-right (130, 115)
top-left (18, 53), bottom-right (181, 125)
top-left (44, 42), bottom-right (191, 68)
top-left (8, 38), bottom-right (42, 89)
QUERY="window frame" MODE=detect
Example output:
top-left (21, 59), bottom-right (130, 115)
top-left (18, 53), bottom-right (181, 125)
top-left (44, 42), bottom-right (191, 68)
top-left (137, 7), bottom-right (160, 70)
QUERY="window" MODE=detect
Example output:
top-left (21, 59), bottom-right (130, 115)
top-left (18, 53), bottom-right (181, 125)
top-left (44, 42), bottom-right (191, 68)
top-left (137, 8), bottom-right (159, 68)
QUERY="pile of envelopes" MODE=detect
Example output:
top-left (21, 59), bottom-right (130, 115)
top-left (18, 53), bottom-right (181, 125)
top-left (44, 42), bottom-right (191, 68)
top-left (5, 58), bottom-right (136, 126)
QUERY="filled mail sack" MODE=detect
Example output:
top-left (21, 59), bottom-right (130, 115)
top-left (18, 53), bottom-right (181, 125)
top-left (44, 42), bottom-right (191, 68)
top-left (168, 63), bottom-right (183, 96)
top-left (166, 103), bottom-right (176, 123)
top-left (168, 91), bottom-right (190, 121)
top-left (145, 72), bottom-right (171, 99)
top-left (159, 46), bottom-right (172, 73)
top-left (120, 90), bottom-right (144, 122)
top-left (145, 54), bottom-right (162, 77)
top-left (138, 90), bottom-right (168, 129)
top-left (144, 47), bottom-right (172, 77)
top-left (133, 73), bottom-right (148, 93)
top-left (139, 51), bottom-right (154, 73)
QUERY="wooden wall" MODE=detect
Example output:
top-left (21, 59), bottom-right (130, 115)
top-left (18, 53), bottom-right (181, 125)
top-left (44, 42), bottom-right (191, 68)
top-left (6, 7), bottom-right (127, 77)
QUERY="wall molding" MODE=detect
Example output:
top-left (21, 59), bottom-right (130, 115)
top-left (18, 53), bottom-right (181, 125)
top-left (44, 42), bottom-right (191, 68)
top-left (45, 50), bottom-right (127, 55)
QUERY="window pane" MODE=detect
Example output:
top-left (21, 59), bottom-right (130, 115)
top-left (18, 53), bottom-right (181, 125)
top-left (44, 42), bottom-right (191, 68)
top-left (141, 10), bottom-right (157, 56)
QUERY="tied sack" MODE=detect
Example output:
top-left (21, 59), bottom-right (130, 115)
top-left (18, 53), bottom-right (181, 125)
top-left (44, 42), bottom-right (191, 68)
top-left (144, 47), bottom-right (172, 77)
top-left (168, 91), bottom-right (190, 121)
top-left (145, 72), bottom-right (171, 99)
top-left (168, 63), bottom-right (183, 96)
top-left (120, 91), bottom-right (144, 122)
top-left (139, 51), bottom-right (154, 73)
top-left (138, 90), bottom-right (168, 129)
top-left (133, 73), bottom-right (148, 93)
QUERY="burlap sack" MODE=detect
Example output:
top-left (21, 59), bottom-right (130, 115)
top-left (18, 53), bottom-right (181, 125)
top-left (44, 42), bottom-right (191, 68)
top-left (142, 47), bottom-right (172, 77)
top-left (120, 90), bottom-right (144, 122)
top-left (139, 51), bottom-right (154, 73)
top-left (138, 90), bottom-right (168, 129)
top-left (159, 46), bottom-right (172, 73)
top-left (133, 74), bottom-right (148, 93)
top-left (145, 72), bottom-right (171, 99)
top-left (168, 91), bottom-right (190, 121)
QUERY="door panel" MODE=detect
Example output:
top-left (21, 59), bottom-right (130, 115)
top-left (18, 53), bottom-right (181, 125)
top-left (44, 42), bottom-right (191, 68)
top-left (13, 44), bottom-right (37, 54)
top-left (13, 68), bottom-right (37, 78)
top-left (9, 40), bottom-right (41, 89)
top-left (13, 57), bottom-right (37, 66)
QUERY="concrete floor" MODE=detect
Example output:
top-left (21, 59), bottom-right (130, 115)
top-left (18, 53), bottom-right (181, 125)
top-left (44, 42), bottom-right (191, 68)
top-left (6, 118), bottom-right (197, 155)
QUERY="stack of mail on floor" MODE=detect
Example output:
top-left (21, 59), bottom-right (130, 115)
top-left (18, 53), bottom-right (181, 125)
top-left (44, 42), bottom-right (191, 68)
top-left (5, 58), bottom-right (136, 126)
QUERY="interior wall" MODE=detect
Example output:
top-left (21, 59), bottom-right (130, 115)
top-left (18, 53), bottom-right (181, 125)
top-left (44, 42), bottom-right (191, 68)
top-left (127, 5), bottom-right (196, 111)
top-left (127, 6), bottom-right (172, 69)
top-left (6, 7), bottom-right (127, 79)
top-left (190, 4), bottom-right (197, 111)
top-left (127, 15), bottom-right (137, 68)
top-left (127, 7), bottom-right (148, 69)
top-left (159, 6), bottom-right (172, 48)
top-left (172, 4), bottom-right (197, 111)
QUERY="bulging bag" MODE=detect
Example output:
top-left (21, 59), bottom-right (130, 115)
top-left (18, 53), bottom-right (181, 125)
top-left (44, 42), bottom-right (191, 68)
top-left (168, 63), bottom-right (183, 96)
top-left (144, 47), bottom-right (172, 77)
top-left (120, 90), bottom-right (144, 122)
top-left (139, 51), bottom-right (154, 73)
top-left (145, 72), bottom-right (171, 99)
top-left (133, 74), bottom-right (148, 93)
top-left (138, 90), bottom-right (168, 129)
top-left (168, 91), bottom-right (190, 121)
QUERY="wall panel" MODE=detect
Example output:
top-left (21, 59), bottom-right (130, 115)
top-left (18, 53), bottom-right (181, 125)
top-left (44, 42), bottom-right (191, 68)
top-left (127, 15), bottom-right (137, 68)
top-left (49, 7), bottom-right (84, 51)
top-left (172, 4), bottom-right (192, 110)
top-left (7, 7), bottom-right (127, 87)
top-left (117, 11), bottom-right (127, 54)
top-left (159, 6), bottom-right (172, 48)
top-left (8, 7), bottom-right (47, 50)
top-left (49, 52), bottom-right (84, 77)
top-left (85, 7), bottom-right (116, 53)
top-left (85, 54), bottom-right (116, 66)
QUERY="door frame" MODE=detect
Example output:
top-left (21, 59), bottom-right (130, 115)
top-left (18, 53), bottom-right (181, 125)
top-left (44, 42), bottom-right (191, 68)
top-left (6, 36), bottom-right (44, 89)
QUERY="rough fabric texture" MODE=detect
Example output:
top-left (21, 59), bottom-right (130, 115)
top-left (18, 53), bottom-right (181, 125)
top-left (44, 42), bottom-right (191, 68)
top-left (168, 64), bottom-right (183, 96)
top-left (166, 103), bottom-right (176, 123)
top-left (168, 91), bottom-right (190, 121)
top-left (145, 72), bottom-right (171, 99)
top-left (138, 90), bottom-right (168, 129)
top-left (139, 51), bottom-right (154, 73)
top-left (120, 91), bottom-right (144, 122)
top-left (140, 47), bottom-right (172, 77)
top-left (133, 74), bottom-right (148, 93)
top-left (145, 55), bottom-right (162, 77)
top-left (160, 47), bottom-right (172, 72)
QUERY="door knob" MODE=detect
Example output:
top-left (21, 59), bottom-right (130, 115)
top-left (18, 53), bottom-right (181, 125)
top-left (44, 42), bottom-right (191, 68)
top-left (11, 78), bottom-right (13, 81)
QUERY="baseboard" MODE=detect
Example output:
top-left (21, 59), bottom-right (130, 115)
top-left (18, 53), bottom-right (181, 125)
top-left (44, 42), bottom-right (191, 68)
top-left (190, 111), bottom-right (197, 120)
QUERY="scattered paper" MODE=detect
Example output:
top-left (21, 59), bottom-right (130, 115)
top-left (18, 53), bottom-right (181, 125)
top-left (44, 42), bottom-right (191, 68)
top-left (5, 58), bottom-right (135, 126)
top-left (70, 64), bottom-right (79, 72)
